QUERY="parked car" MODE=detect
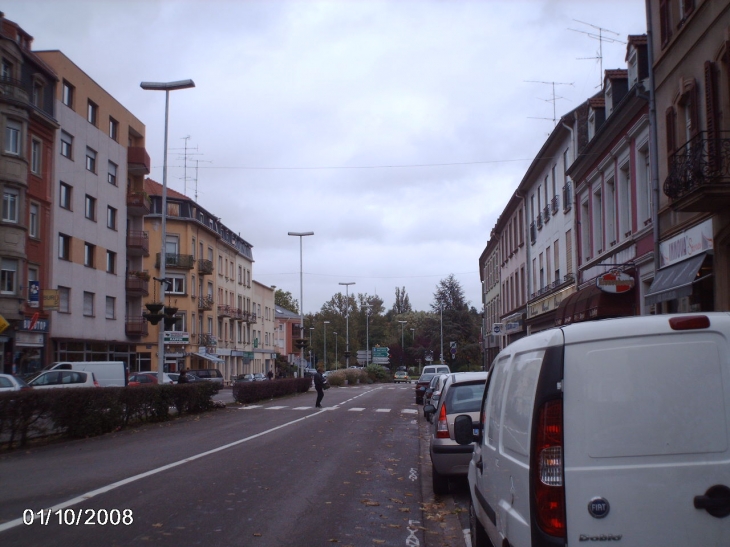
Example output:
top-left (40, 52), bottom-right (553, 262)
top-left (414, 372), bottom-right (437, 404)
top-left (136, 371), bottom-right (175, 384)
top-left (128, 372), bottom-right (159, 386)
top-left (235, 374), bottom-right (255, 383)
top-left (27, 370), bottom-right (99, 389)
top-left (454, 313), bottom-right (730, 547)
top-left (41, 361), bottom-right (126, 387)
top-left (394, 371), bottom-right (410, 383)
top-left (169, 372), bottom-right (199, 383)
top-left (188, 369), bottom-right (224, 384)
top-left (422, 364), bottom-right (451, 375)
top-left (425, 371), bottom-right (488, 495)
top-left (0, 373), bottom-right (31, 392)
top-left (424, 373), bottom-right (449, 421)
top-left (252, 373), bottom-right (267, 381)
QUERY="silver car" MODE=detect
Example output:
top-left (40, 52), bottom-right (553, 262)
top-left (425, 371), bottom-right (488, 495)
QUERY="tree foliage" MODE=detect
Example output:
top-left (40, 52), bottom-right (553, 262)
top-left (274, 289), bottom-right (299, 314)
top-left (389, 286), bottom-right (412, 316)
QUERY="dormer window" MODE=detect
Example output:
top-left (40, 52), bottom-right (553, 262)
top-left (588, 110), bottom-right (596, 141)
top-left (605, 81), bottom-right (613, 116)
top-left (628, 48), bottom-right (638, 87)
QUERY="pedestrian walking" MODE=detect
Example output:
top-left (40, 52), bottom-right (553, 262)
top-left (313, 366), bottom-right (325, 408)
top-left (267, 369), bottom-right (274, 381)
top-left (177, 368), bottom-right (189, 384)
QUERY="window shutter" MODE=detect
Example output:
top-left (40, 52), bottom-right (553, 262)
top-left (705, 61), bottom-right (719, 171)
top-left (665, 107), bottom-right (677, 160)
top-left (659, 0), bottom-right (672, 47)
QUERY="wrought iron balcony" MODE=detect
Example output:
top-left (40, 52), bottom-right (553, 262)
top-left (530, 221), bottom-right (536, 244)
top-left (125, 316), bottom-right (149, 337)
top-left (198, 333), bottom-right (217, 346)
top-left (249, 312), bottom-right (257, 324)
top-left (127, 192), bottom-right (151, 216)
top-left (231, 308), bottom-right (244, 321)
top-left (125, 274), bottom-right (149, 297)
top-left (562, 181), bottom-right (572, 212)
top-left (551, 195), bottom-right (559, 215)
top-left (126, 231), bottom-right (149, 257)
top-left (155, 253), bottom-right (195, 270)
top-left (217, 304), bottom-right (232, 317)
top-left (198, 295), bottom-right (214, 311)
top-left (197, 258), bottom-right (213, 275)
top-left (536, 213), bottom-right (543, 230)
top-left (664, 131), bottom-right (730, 212)
top-left (543, 205), bottom-right (551, 223)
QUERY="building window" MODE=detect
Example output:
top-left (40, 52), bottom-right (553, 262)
top-left (59, 233), bottom-right (71, 260)
top-left (168, 275), bottom-right (186, 294)
top-left (29, 203), bottom-right (39, 238)
top-left (106, 251), bottom-right (116, 274)
top-left (60, 131), bottom-right (73, 158)
top-left (32, 82), bottom-right (43, 108)
top-left (106, 296), bottom-right (115, 319)
top-left (109, 117), bottom-right (118, 141)
top-left (59, 286), bottom-right (70, 313)
top-left (60, 182), bottom-right (72, 210)
top-left (107, 206), bottom-right (117, 230)
top-left (5, 120), bottom-right (21, 155)
top-left (1, 258), bottom-right (17, 294)
top-left (85, 148), bottom-right (96, 173)
top-left (84, 243), bottom-right (95, 268)
top-left (83, 292), bottom-right (94, 316)
top-left (108, 161), bottom-right (117, 185)
top-left (87, 100), bottom-right (98, 126)
top-left (2, 188), bottom-right (18, 223)
top-left (1, 59), bottom-right (12, 80)
top-left (85, 195), bottom-right (96, 221)
top-left (62, 80), bottom-right (74, 108)
top-left (31, 139), bottom-right (41, 174)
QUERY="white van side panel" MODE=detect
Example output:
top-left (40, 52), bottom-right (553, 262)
top-left (50, 362), bottom-right (126, 387)
top-left (563, 327), bottom-right (730, 547)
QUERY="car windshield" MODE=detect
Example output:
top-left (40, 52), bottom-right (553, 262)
top-left (443, 382), bottom-right (486, 414)
top-left (418, 373), bottom-right (436, 383)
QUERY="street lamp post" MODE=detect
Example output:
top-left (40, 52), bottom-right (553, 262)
top-left (398, 320), bottom-right (407, 367)
top-left (440, 304), bottom-right (444, 364)
top-left (323, 321), bottom-right (330, 370)
top-left (364, 303), bottom-right (372, 367)
top-left (288, 231), bottom-right (314, 377)
top-left (140, 79), bottom-right (195, 385)
top-left (333, 332), bottom-right (338, 369)
top-left (309, 327), bottom-right (314, 368)
top-left (339, 282), bottom-right (355, 367)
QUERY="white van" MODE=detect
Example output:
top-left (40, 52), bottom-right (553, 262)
top-left (422, 364), bottom-right (451, 375)
top-left (454, 313), bottom-right (730, 547)
top-left (44, 361), bottom-right (127, 387)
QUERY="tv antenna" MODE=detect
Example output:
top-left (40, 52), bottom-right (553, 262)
top-left (192, 158), bottom-right (213, 203)
top-left (525, 80), bottom-right (573, 125)
top-left (171, 136), bottom-right (203, 196)
top-left (568, 19), bottom-right (626, 88)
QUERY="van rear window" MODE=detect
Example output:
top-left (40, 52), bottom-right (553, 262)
top-left (444, 383), bottom-right (485, 414)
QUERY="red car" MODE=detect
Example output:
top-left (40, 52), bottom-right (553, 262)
top-left (127, 372), bottom-right (159, 386)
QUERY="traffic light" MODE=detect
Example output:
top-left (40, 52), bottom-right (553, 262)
top-left (343, 351), bottom-right (351, 359)
top-left (294, 338), bottom-right (308, 350)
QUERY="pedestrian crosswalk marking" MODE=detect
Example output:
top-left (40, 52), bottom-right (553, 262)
top-left (349, 408), bottom-right (366, 412)
top-left (266, 406), bottom-right (288, 410)
top-left (239, 405), bottom-right (262, 410)
top-left (401, 409), bottom-right (418, 414)
top-left (293, 406), bottom-right (311, 410)
top-left (375, 409), bottom-right (391, 413)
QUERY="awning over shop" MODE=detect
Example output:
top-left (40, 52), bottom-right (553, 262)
top-left (193, 352), bottom-right (225, 364)
top-left (645, 253), bottom-right (707, 306)
top-left (555, 283), bottom-right (635, 326)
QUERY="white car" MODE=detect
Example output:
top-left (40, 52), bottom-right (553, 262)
top-left (0, 373), bottom-right (31, 392)
top-left (28, 370), bottom-right (99, 389)
top-left (455, 313), bottom-right (730, 547)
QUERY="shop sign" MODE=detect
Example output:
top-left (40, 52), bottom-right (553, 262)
top-left (20, 317), bottom-right (49, 332)
top-left (28, 281), bottom-right (40, 308)
top-left (16, 331), bottom-right (44, 347)
top-left (504, 313), bottom-right (524, 335)
top-left (659, 218), bottom-right (713, 268)
top-left (596, 270), bottom-right (635, 294)
top-left (42, 290), bottom-right (59, 311)
top-left (0, 314), bottom-right (9, 335)
top-left (163, 331), bottom-right (189, 344)
top-left (528, 289), bottom-right (571, 319)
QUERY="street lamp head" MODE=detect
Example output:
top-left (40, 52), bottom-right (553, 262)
top-left (140, 79), bottom-right (195, 91)
top-left (323, 321), bottom-right (330, 324)
top-left (288, 231), bottom-right (314, 237)
top-left (399, 320), bottom-right (407, 325)
top-left (338, 282), bottom-right (355, 286)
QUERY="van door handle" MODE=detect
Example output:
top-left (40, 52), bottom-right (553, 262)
top-left (694, 485), bottom-right (730, 518)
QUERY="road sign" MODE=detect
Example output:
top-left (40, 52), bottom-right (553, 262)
top-left (372, 357), bottom-right (390, 365)
top-left (372, 347), bottom-right (389, 358)
top-left (0, 314), bottom-right (8, 334)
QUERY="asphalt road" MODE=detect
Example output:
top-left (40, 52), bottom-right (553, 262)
top-left (0, 384), bottom-right (466, 547)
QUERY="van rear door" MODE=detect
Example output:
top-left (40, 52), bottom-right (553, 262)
top-left (563, 318), bottom-right (730, 547)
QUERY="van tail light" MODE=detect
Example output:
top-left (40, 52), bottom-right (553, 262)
top-left (436, 402), bottom-right (450, 438)
top-left (669, 315), bottom-right (710, 330)
top-left (534, 399), bottom-right (566, 537)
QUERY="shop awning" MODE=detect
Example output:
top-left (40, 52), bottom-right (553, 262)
top-left (645, 253), bottom-right (707, 306)
top-left (555, 283), bottom-right (636, 326)
top-left (193, 352), bottom-right (225, 364)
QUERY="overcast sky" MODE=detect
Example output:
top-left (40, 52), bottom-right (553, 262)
top-left (8, 0), bottom-right (647, 313)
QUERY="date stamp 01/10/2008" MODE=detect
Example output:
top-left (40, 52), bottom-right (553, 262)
top-left (23, 509), bottom-right (133, 526)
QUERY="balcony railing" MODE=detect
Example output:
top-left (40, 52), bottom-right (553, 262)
top-left (529, 273), bottom-right (575, 301)
top-left (218, 304), bottom-right (232, 317)
top-left (231, 308), bottom-right (244, 321)
top-left (197, 258), bottom-right (213, 276)
top-left (536, 213), bottom-right (543, 230)
top-left (125, 274), bottom-right (149, 297)
top-left (156, 253), bottom-right (195, 270)
top-left (125, 316), bottom-right (149, 337)
top-left (126, 231), bottom-right (149, 257)
top-left (127, 192), bottom-right (151, 216)
top-left (551, 195), bottom-right (559, 215)
top-left (127, 146), bottom-right (151, 175)
top-left (249, 313), bottom-right (257, 324)
top-left (0, 77), bottom-right (29, 105)
top-left (664, 131), bottom-right (730, 212)
top-left (543, 205), bottom-right (551, 224)
top-left (562, 181), bottom-right (572, 212)
top-left (198, 295), bottom-right (214, 311)
top-left (198, 333), bottom-right (217, 346)
top-left (530, 221), bottom-right (536, 244)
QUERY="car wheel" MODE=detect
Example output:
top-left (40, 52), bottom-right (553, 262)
top-left (470, 500), bottom-right (493, 547)
top-left (432, 465), bottom-right (449, 496)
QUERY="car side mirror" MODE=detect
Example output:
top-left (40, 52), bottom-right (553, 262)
top-left (454, 415), bottom-right (478, 445)
top-left (423, 404), bottom-right (436, 416)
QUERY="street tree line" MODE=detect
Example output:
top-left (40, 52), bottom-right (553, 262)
top-left (275, 274), bottom-right (483, 372)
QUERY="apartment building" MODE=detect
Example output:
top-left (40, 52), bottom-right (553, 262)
top-left (478, 234), bottom-right (500, 368)
top-left (0, 16), bottom-right (58, 375)
top-left (647, 0), bottom-right (730, 312)
top-left (32, 50), bottom-right (148, 369)
top-left (252, 280), bottom-right (276, 376)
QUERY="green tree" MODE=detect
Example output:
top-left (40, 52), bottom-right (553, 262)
top-left (389, 286), bottom-right (412, 316)
top-left (274, 289), bottom-right (299, 314)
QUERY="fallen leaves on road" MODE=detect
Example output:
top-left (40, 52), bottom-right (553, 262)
top-left (360, 499), bottom-right (380, 506)
top-left (152, 523), bottom-right (163, 528)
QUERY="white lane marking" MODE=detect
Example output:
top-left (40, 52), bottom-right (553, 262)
top-left (348, 408), bottom-right (365, 412)
top-left (265, 406), bottom-right (288, 410)
top-left (375, 409), bottom-right (391, 413)
top-left (293, 406), bottom-right (311, 410)
top-left (401, 409), bottom-right (418, 414)
top-left (0, 410), bottom-right (326, 534)
top-left (239, 405), bottom-right (262, 410)
top-left (463, 528), bottom-right (471, 547)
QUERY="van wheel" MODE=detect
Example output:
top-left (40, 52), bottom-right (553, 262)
top-left (432, 465), bottom-right (449, 495)
top-left (469, 500), bottom-right (492, 547)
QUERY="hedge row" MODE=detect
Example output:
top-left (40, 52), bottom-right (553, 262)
top-left (232, 377), bottom-right (311, 405)
top-left (0, 382), bottom-right (218, 450)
